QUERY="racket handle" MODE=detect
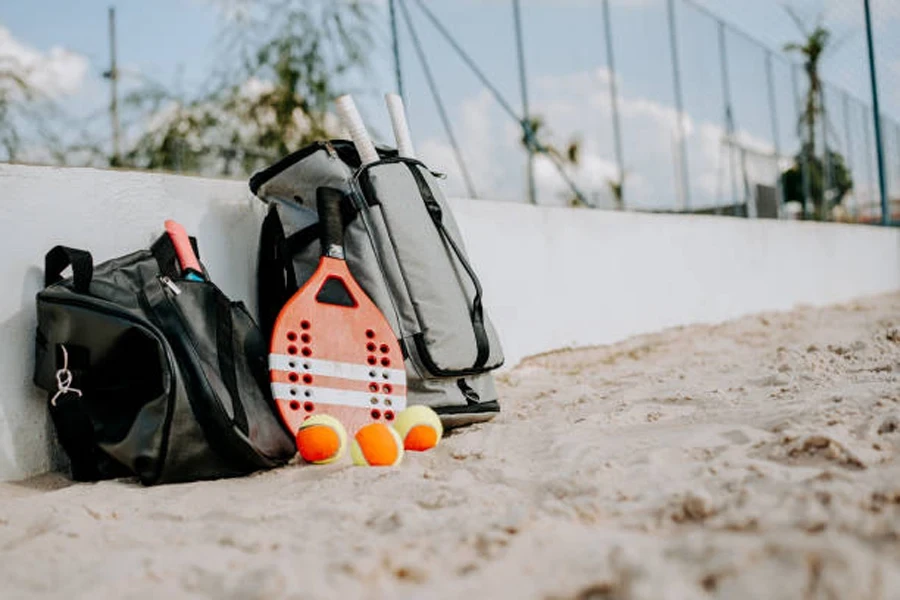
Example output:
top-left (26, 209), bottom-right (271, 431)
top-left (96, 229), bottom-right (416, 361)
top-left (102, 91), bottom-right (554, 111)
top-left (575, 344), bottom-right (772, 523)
top-left (385, 93), bottom-right (415, 158)
top-left (164, 219), bottom-right (204, 280)
top-left (335, 94), bottom-right (379, 166)
top-left (317, 187), bottom-right (345, 260)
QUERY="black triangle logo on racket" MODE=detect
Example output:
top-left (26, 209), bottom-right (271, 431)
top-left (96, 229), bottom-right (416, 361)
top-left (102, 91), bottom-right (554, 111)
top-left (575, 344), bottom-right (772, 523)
top-left (316, 276), bottom-right (357, 308)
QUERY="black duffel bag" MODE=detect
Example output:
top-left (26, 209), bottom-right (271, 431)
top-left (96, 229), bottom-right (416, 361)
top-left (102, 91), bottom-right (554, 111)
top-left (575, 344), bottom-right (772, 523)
top-left (32, 231), bottom-right (296, 485)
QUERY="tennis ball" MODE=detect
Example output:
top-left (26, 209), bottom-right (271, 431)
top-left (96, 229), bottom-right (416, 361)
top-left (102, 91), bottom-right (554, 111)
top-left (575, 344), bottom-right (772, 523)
top-left (350, 422), bottom-right (404, 466)
top-left (295, 414), bottom-right (347, 464)
top-left (392, 405), bottom-right (443, 452)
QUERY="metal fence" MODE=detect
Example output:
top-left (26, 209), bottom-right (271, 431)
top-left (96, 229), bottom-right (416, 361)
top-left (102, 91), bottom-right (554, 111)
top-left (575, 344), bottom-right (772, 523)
top-left (386, 0), bottom-right (899, 224)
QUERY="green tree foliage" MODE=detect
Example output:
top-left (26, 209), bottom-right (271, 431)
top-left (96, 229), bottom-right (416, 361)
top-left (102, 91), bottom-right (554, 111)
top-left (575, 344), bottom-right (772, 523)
top-left (122, 0), bottom-right (373, 176)
top-left (781, 144), bottom-right (853, 219)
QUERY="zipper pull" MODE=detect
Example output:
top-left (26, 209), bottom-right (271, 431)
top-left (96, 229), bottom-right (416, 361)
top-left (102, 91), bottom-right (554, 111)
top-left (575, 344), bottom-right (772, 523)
top-left (160, 276), bottom-right (182, 295)
top-left (324, 141), bottom-right (338, 160)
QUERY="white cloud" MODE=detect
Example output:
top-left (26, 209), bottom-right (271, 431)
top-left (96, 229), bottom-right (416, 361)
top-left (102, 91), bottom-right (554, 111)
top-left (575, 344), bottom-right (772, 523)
top-left (410, 64), bottom-right (790, 211)
top-left (0, 26), bottom-right (88, 98)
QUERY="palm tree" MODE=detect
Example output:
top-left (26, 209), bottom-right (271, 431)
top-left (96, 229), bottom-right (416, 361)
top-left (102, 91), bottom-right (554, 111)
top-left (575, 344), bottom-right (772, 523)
top-left (783, 9), bottom-right (829, 169)
top-left (781, 7), bottom-right (852, 220)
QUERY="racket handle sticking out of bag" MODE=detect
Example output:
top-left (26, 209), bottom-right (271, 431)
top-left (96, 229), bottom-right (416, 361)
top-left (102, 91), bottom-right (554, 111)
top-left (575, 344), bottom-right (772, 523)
top-left (268, 186), bottom-right (408, 464)
top-left (385, 93), bottom-right (415, 158)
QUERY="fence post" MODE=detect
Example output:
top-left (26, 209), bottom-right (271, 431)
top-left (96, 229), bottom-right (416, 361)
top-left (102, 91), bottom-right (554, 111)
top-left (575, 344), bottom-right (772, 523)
top-left (511, 0), bottom-right (536, 205)
top-left (842, 91), bottom-right (857, 219)
top-left (765, 51), bottom-right (784, 218)
top-left (718, 21), bottom-right (739, 213)
top-left (602, 0), bottom-right (625, 210)
top-left (666, 0), bottom-right (691, 211)
top-left (863, 0), bottom-right (890, 225)
top-left (790, 64), bottom-right (811, 219)
top-left (862, 101), bottom-right (876, 220)
top-left (820, 86), bottom-right (834, 220)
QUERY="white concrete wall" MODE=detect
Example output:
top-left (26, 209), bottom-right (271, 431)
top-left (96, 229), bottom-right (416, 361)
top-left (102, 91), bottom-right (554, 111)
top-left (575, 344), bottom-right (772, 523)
top-left (2, 163), bottom-right (899, 482)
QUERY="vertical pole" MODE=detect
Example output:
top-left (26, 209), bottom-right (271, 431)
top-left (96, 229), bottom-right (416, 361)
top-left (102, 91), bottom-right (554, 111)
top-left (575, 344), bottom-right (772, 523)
top-left (718, 22), bottom-right (739, 213)
top-left (666, 0), bottom-right (691, 211)
top-left (862, 101), bottom-right (876, 220)
top-left (602, 0), bottom-right (625, 210)
top-left (105, 6), bottom-right (121, 167)
top-left (765, 51), bottom-right (784, 218)
top-left (512, 0), bottom-right (536, 205)
top-left (842, 91), bottom-right (857, 219)
top-left (820, 85), bottom-right (833, 219)
top-left (388, 0), bottom-right (404, 101)
top-left (790, 63), bottom-right (811, 219)
top-left (863, 0), bottom-right (890, 225)
top-left (895, 121), bottom-right (900, 205)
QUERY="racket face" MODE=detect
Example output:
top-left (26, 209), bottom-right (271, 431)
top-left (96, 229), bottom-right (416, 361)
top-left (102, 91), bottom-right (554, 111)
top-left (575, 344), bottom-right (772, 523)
top-left (269, 257), bottom-right (407, 440)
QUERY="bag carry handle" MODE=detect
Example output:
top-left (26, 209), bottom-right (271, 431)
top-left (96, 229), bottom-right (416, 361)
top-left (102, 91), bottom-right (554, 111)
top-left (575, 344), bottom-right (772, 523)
top-left (45, 246), bottom-right (93, 293)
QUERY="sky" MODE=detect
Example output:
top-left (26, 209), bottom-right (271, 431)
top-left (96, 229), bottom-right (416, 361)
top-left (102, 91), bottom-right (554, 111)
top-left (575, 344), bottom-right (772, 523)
top-left (2, 0), bottom-right (900, 212)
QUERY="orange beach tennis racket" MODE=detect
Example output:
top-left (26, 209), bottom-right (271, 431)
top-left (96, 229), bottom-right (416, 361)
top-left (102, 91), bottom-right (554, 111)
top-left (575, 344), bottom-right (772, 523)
top-left (268, 187), bottom-right (407, 441)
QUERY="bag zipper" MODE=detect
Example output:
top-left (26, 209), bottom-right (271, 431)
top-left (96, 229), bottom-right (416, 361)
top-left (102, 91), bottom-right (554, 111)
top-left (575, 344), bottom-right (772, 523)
top-left (152, 278), bottom-right (278, 469)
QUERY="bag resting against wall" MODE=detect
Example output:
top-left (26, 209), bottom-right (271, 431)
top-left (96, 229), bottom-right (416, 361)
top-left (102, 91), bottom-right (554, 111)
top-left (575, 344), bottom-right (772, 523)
top-left (33, 235), bottom-right (296, 485)
top-left (252, 140), bottom-right (504, 427)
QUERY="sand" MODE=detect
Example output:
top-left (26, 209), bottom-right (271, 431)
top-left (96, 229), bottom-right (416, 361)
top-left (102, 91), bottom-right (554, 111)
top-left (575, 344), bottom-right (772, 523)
top-left (2, 293), bottom-right (900, 599)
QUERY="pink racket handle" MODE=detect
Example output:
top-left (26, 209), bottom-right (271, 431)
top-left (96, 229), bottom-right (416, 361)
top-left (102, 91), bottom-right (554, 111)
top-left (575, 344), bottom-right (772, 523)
top-left (164, 220), bottom-right (203, 280)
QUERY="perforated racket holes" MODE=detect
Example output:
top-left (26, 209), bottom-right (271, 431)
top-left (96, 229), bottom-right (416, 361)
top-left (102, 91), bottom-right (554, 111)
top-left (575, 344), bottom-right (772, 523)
top-left (300, 333), bottom-right (311, 344)
top-left (289, 387), bottom-right (298, 396)
top-left (302, 374), bottom-right (313, 385)
top-left (370, 409), bottom-right (382, 420)
top-left (301, 347), bottom-right (312, 357)
top-left (288, 373), bottom-right (299, 383)
top-left (286, 331), bottom-right (298, 342)
top-left (303, 362), bottom-right (311, 371)
top-left (301, 320), bottom-right (311, 330)
top-left (304, 390), bottom-right (312, 398)
top-left (288, 361), bottom-right (297, 370)
top-left (367, 355), bottom-right (377, 365)
top-left (384, 410), bottom-right (395, 421)
top-left (368, 370), bottom-right (377, 379)
top-left (370, 396), bottom-right (379, 405)
top-left (382, 371), bottom-right (390, 380)
top-left (381, 357), bottom-right (391, 367)
top-left (287, 345), bottom-right (298, 355)
top-left (379, 344), bottom-right (389, 354)
top-left (383, 384), bottom-right (393, 395)
top-left (365, 329), bottom-right (375, 339)
top-left (289, 400), bottom-right (300, 411)
top-left (303, 401), bottom-right (315, 412)
top-left (366, 342), bottom-right (377, 352)
top-left (369, 382), bottom-right (379, 392)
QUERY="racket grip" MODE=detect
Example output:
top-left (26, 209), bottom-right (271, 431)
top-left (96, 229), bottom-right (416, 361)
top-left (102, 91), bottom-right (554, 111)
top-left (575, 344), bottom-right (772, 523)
top-left (335, 94), bottom-right (379, 166)
top-left (317, 187), bottom-right (345, 260)
top-left (385, 93), bottom-right (415, 158)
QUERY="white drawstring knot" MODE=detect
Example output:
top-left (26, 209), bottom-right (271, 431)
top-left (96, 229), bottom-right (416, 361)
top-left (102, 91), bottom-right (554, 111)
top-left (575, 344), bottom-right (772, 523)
top-left (50, 345), bottom-right (82, 407)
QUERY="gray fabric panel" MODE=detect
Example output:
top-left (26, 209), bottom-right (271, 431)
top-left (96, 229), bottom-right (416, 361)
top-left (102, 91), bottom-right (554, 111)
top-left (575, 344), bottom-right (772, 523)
top-left (415, 166), bottom-right (505, 368)
top-left (367, 163), bottom-right (479, 371)
top-left (257, 149), bottom-right (354, 208)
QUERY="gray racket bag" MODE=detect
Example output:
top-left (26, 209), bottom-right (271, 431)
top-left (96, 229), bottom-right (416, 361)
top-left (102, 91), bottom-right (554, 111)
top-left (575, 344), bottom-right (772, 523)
top-left (251, 140), bottom-right (503, 427)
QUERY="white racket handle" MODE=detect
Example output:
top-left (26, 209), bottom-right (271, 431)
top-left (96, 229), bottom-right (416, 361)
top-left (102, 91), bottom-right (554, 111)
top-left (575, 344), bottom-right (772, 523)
top-left (385, 93), bottom-right (415, 158)
top-left (335, 94), bottom-right (379, 166)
